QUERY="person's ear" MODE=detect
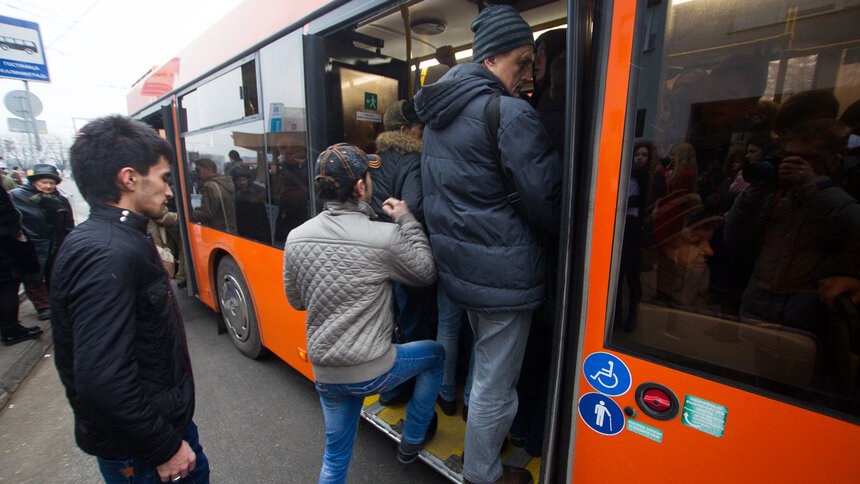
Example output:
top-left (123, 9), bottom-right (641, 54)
top-left (353, 178), bottom-right (365, 198)
top-left (400, 125), bottom-right (409, 134)
top-left (116, 167), bottom-right (136, 192)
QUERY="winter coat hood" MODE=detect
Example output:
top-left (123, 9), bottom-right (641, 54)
top-left (375, 131), bottom-right (422, 154)
top-left (415, 63), bottom-right (509, 130)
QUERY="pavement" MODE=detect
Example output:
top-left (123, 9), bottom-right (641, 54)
top-left (0, 296), bottom-right (53, 413)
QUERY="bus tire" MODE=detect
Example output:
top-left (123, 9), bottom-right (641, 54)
top-left (216, 256), bottom-right (264, 359)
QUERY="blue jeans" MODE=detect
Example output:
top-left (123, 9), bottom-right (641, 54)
top-left (463, 310), bottom-right (532, 484)
top-left (315, 341), bottom-right (445, 484)
top-left (379, 283), bottom-right (437, 402)
top-left (436, 287), bottom-right (474, 405)
top-left (97, 421), bottom-right (209, 484)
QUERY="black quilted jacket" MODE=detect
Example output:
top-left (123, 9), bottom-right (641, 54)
top-left (50, 204), bottom-right (194, 468)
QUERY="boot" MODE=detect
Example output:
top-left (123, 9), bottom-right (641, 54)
top-left (397, 412), bottom-right (438, 464)
top-left (37, 308), bottom-right (51, 321)
top-left (2, 323), bottom-right (43, 346)
top-left (437, 395), bottom-right (456, 416)
top-left (464, 465), bottom-right (533, 484)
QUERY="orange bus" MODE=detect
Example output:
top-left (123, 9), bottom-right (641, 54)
top-left (128, 0), bottom-right (860, 482)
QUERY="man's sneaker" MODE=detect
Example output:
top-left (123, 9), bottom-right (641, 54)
top-left (396, 412), bottom-right (438, 464)
top-left (464, 465), bottom-right (533, 484)
top-left (437, 395), bottom-right (456, 416)
top-left (37, 308), bottom-right (51, 321)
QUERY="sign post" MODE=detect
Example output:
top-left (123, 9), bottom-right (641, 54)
top-left (0, 15), bottom-right (50, 83)
top-left (0, 14), bottom-right (49, 154)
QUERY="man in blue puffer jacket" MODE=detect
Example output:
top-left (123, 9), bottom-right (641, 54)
top-left (414, 5), bottom-right (561, 484)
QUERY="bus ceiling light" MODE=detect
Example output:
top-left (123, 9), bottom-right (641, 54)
top-left (411, 19), bottom-right (447, 35)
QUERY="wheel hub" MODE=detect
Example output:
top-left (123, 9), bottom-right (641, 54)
top-left (219, 274), bottom-right (250, 342)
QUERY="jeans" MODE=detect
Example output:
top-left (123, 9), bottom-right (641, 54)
top-left (436, 288), bottom-right (474, 405)
top-left (315, 340), bottom-right (445, 484)
top-left (97, 421), bottom-right (209, 484)
top-left (379, 283), bottom-right (437, 402)
top-left (463, 310), bottom-right (532, 484)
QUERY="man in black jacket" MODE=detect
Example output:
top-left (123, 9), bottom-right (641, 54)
top-left (51, 116), bottom-right (209, 483)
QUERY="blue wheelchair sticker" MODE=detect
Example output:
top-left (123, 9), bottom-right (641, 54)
top-left (579, 392), bottom-right (625, 436)
top-left (582, 352), bottom-right (632, 396)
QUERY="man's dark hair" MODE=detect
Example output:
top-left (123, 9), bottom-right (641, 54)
top-left (228, 150), bottom-right (241, 162)
top-left (316, 171), bottom-right (366, 203)
top-left (70, 115), bottom-right (173, 206)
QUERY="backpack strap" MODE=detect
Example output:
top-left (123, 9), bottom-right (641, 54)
top-left (484, 93), bottom-right (523, 208)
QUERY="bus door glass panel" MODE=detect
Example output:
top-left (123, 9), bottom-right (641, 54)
top-left (261, 30), bottom-right (311, 247)
top-left (181, 60), bottom-right (259, 133)
top-left (612, 0), bottom-right (860, 419)
top-left (183, 120), bottom-right (270, 243)
top-left (319, 36), bottom-right (408, 153)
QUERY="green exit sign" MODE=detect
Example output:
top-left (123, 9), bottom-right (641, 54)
top-left (364, 92), bottom-right (378, 110)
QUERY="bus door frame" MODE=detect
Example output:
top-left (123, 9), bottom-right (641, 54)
top-left (160, 101), bottom-right (199, 296)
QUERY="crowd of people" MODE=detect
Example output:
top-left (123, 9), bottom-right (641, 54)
top-left (285, 6), bottom-right (567, 484)
top-left (618, 91), bottom-right (860, 339)
top-left (0, 163), bottom-right (73, 346)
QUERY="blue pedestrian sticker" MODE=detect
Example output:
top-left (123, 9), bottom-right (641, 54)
top-left (582, 352), bottom-right (632, 396)
top-left (579, 392), bottom-right (625, 436)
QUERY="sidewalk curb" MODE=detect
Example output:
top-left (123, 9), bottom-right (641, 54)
top-left (0, 324), bottom-right (53, 412)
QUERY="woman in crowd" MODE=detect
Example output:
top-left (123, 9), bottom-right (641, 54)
top-left (8, 164), bottom-right (73, 321)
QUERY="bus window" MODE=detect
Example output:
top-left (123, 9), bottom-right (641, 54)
top-left (612, 0), bottom-right (860, 420)
top-left (260, 31), bottom-right (312, 246)
top-left (181, 60), bottom-right (259, 133)
top-left (183, 120), bottom-right (272, 243)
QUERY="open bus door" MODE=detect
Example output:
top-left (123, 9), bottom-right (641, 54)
top-left (561, 0), bottom-right (860, 480)
top-left (303, 33), bottom-right (409, 165)
top-left (138, 102), bottom-right (198, 297)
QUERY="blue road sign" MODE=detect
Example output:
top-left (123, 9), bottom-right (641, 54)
top-left (0, 15), bottom-right (50, 82)
top-left (582, 351), bottom-right (632, 396)
top-left (578, 392), bottom-right (625, 436)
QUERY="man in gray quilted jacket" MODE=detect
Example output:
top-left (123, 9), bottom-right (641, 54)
top-left (283, 143), bottom-right (444, 483)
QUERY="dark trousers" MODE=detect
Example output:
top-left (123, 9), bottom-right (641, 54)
top-left (0, 279), bottom-right (21, 335)
top-left (24, 280), bottom-right (50, 310)
top-left (97, 421), bottom-right (209, 484)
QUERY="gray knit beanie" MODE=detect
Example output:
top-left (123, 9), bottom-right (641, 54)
top-left (470, 5), bottom-right (534, 63)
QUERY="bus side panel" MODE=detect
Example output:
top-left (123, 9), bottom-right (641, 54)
top-left (186, 226), bottom-right (314, 381)
top-left (571, 0), bottom-right (860, 481)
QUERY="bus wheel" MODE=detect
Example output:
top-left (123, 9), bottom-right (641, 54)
top-left (216, 257), bottom-right (264, 359)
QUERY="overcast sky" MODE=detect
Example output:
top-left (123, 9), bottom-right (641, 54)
top-left (0, 0), bottom-right (246, 142)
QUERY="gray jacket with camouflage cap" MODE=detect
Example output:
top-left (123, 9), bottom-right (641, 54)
top-left (282, 200), bottom-right (435, 384)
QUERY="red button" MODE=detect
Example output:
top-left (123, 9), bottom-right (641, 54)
top-left (643, 388), bottom-right (671, 412)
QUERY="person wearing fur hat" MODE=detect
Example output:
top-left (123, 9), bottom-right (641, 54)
top-left (414, 5), bottom-right (561, 484)
top-left (8, 164), bottom-right (74, 321)
top-left (370, 99), bottom-right (424, 224)
top-left (368, 100), bottom-right (439, 408)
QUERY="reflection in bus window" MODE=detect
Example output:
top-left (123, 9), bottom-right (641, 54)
top-left (183, 121), bottom-right (271, 243)
top-left (181, 60), bottom-right (259, 133)
top-left (612, 0), bottom-right (860, 419)
top-left (260, 31), bottom-right (311, 245)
